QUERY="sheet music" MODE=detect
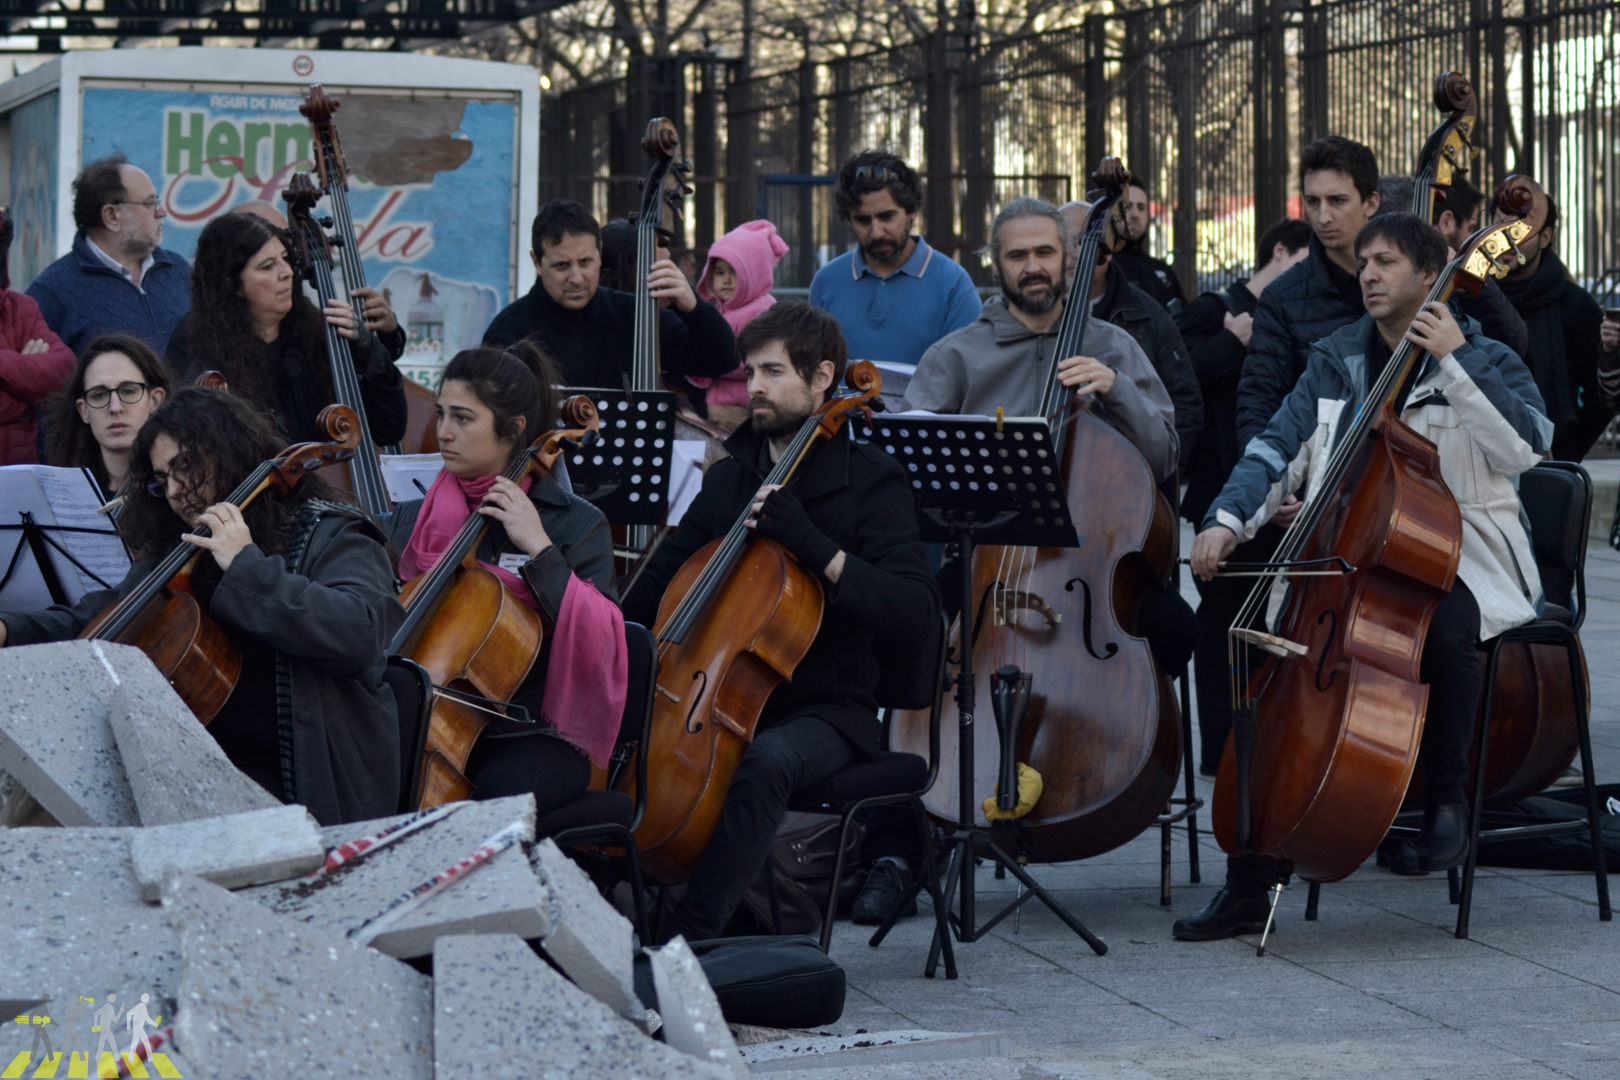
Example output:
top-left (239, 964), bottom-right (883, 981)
top-left (379, 454), bottom-right (444, 503)
top-left (0, 466), bottom-right (130, 609)
top-left (30, 467), bottom-right (130, 589)
top-left (669, 440), bottom-right (706, 525)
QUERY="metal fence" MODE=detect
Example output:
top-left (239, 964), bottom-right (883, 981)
top-left (541, 1), bottom-right (1620, 292)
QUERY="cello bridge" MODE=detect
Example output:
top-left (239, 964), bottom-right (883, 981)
top-left (996, 589), bottom-right (1063, 628)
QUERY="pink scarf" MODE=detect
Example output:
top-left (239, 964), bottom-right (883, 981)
top-left (541, 575), bottom-right (628, 768)
top-left (399, 470), bottom-right (539, 610)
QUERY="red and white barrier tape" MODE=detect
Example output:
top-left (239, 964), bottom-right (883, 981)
top-left (311, 802), bottom-right (466, 878)
top-left (349, 819), bottom-right (530, 946)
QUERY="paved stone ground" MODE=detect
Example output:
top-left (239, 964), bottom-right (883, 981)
top-left (825, 523), bottom-right (1620, 1080)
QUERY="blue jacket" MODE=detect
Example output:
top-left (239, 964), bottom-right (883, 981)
top-left (1208, 314), bottom-right (1551, 639)
top-left (25, 232), bottom-right (192, 356)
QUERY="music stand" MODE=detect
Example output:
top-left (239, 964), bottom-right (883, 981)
top-left (0, 513), bottom-right (123, 607)
top-left (853, 414), bottom-right (1108, 973)
top-left (558, 387), bottom-right (678, 527)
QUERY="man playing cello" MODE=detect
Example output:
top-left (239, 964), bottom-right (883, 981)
top-left (1180, 213), bottom-right (1551, 940)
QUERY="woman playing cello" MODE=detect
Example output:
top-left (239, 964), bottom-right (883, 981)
top-left (0, 387), bottom-right (405, 825)
top-left (387, 343), bottom-right (626, 813)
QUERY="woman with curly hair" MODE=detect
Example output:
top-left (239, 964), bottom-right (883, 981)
top-left (165, 211), bottom-right (407, 447)
top-left (0, 387), bottom-right (404, 824)
top-left (42, 333), bottom-right (173, 498)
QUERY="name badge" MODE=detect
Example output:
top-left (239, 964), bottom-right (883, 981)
top-left (498, 552), bottom-right (532, 573)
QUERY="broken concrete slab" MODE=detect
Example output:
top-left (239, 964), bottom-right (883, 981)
top-left (0, 641), bottom-right (144, 826)
top-left (127, 804), bottom-right (324, 901)
top-left (756, 1063), bottom-right (1075, 1080)
top-left (649, 935), bottom-right (749, 1080)
top-left (741, 1031), bottom-right (1010, 1073)
top-left (161, 872), bottom-right (433, 1079)
top-left (108, 679), bottom-right (281, 826)
top-left (241, 794), bottom-right (548, 959)
top-left (0, 827), bottom-right (181, 1013)
top-left (433, 933), bottom-right (730, 1080)
top-left (530, 837), bottom-right (642, 1021)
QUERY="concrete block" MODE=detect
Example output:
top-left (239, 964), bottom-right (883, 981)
top-left (241, 794), bottom-right (547, 959)
top-left (760, 1063), bottom-right (1119, 1080)
top-left (433, 933), bottom-right (730, 1080)
top-left (127, 804), bottom-right (324, 901)
top-left (0, 828), bottom-right (181, 1012)
top-left (741, 1031), bottom-right (1010, 1073)
top-left (0, 768), bottom-right (51, 826)
top-left (161, 872), bottom-right (433, 1080)
top-left (649, 935), bottom-right (750, 1080)
top-left (108, 679), bottom-right (281, 825)
top-left (530, 837), bottom-right (640, 1020)
top-left (0, 641), bottom-right (143, 825)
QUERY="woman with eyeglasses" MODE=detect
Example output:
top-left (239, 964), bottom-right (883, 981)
top-left (42, 335), bottom-right (173, 499)
top-left (0, 387), bottom-right (405, 825)
top-left (0, 209), bottom-right (76, 465)
top-left (165, 212), bottom-right (408, 448)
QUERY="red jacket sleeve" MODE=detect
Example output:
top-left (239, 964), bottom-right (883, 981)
top-left (0, 291), bottom-right (76, 405)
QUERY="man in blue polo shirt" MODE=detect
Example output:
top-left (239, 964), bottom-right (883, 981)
top-left (809, 151), bottom-right (980, 367)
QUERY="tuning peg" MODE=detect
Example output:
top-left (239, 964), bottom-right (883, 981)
top-left (319, 215), bottom-right (334, 228)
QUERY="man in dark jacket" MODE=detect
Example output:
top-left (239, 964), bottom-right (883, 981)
top-left (623, 302), bottom-right (939, 942)
top-left (26, 155), bottom-right (191, 355)
top-left (1111, 181), bottom-right (1187, 313)
top-left (483, 200), bottom-right (738, 390)
top-left (1175, 217), bottom-right (1311, 772)
top-left (1497, 192), bottom-right (1612, 460)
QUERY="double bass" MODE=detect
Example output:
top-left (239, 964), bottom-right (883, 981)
top-left (628, 362), bottom-right (883, 882)
top-left (1411, 73), bottom-right (1479, 222)
top-left (1212, 213), bottom-right (1536, 882)
top-left (301, 85), bottom-right (440, 457)
top-left (894, 159), bottom-right (1182, 863)
top-left (78, 405), bottom-right (362, 723)
top-left (389, 397), bottom-right (602, 808)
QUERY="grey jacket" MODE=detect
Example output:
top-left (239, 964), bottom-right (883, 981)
top-left (0, 504), bottom-right (406, 826)
top-left (901, 294), bottom-right (1179, 481)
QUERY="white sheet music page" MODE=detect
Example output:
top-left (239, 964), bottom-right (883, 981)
top-left (0, 466), bottom-right (130, 608)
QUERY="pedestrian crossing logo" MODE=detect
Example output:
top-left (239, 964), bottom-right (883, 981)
top-left (6, 992), bottom-right (181, 1078)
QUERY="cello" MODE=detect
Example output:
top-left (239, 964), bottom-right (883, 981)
top-left (77, 404), bottom-right (362, 723)
top-left (1411, 73), bottom-right (1480, 223)
top-left (627, 362), bottom-right (883, 883)
top-left (301, 85), bottom-right (440, 455)
top-left (389, 396), bottom-right (602, 809)
top-left (283, 172), bottom-right (394, 519)
top-left (1212, 214), bottom-right (1537, 882)
top-left (893, 159), bottom-right (1181, 863)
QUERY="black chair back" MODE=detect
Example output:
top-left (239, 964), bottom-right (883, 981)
top-left (616, 622), bottom-right (659, 830)
top-left (1519, 461), bottom-right (1591, 629)
top-left (383, 655), bottom-right (434, 813)
top-left (872, 605), bottom-right (946, 711)
top-left (876, 613), bottom-right (950, 791)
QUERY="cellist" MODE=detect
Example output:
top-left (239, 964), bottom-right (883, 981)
top-left (1179, 214), bottom-right (1551, 941)
top-left (0, 387), bottom-right (404, 825)
top-left (622, 301), bottom-right (940, 942)
top-left (387, 343), bottom-right (627, 813)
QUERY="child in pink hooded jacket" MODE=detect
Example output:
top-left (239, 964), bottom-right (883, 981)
top-left (693, 220), bottom-right (788, 414)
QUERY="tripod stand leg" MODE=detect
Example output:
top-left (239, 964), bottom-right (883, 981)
top-left (925, 835), bottom-right (969, 977)
top-left (989, 845), bottom-right (1107, 956)
top-left (1256, 883), bottom-right (1285, 957)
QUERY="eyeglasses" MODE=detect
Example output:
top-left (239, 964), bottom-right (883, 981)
top-left (113, 197), bottom-right (162, 212)
top-left (853, 165), bottom-right (898, 183)
top-left (81, 381), bottom-right (151, 409)
top-left (146, 453), bottom-right (195, 498)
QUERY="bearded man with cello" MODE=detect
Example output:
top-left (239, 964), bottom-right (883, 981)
top-left (1180, 213), bottom-right (1551, 941)
top-left (622, 301), bottom-right (940, 943)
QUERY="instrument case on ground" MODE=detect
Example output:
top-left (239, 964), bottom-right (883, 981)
top-left (634, 935), bottom-right (845, 1029)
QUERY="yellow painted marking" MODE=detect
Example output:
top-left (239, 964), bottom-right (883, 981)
top-left (147, 1055), bottom-right (182, 1079)
top-left (1, 1053), bottom-right (31, 1079)
top-left (62, 1054), bottom-right (89, 1079)
top-left (93, 1054), bottom-right (121, 1079)
top-left (29, 1051), bottom-right (60, 1077)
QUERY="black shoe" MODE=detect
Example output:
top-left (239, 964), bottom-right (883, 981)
top-left (1172, 886), bottom-right (1275, 941)
top-left (851, 861), bottom-right (918, 925)
top-left (1390, 802), bottom-right (1470, 876)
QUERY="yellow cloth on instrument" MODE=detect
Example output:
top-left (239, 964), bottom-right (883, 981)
top-left (982, 763), bottom-right (1044, 820)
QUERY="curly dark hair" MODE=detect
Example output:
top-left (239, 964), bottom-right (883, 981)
top-left (439, 341), bottom-right (560, 461)
top-left (43, 335), bottom-right (175, 493)
top-left (119, 387), bottom-right (345, 590)
top-left (186, 213), bottom-right (331, 418)
top-left (833, 151), bottom-right (923, 222)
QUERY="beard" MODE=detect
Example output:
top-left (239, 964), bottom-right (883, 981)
top-left (749, 397), bottom-right (813, 441)
top-left (862, 236), bottom-right (900, 263)
top-left (1002, 268), bottom-right (1066, 315)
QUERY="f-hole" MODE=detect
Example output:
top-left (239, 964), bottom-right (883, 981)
top-left (1063, 576), bottom-right (1119, 660)
top-left (685, 669), bottom-right (708, 733)
top-left (1314, 610), bottom-right (1339, 692)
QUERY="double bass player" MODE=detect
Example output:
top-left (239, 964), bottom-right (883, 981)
top-left (1180, 213), bottom-right (1550, 940)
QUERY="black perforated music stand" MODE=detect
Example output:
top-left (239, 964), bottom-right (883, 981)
top-left (854, 414), bottom-right (1107, 970)
top-left (558, 387), bottom-right (678, 527)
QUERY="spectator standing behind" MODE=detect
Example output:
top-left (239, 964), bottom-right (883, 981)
top-left (43, 334), bottom-right (172, 499)
top-left (0, 210), bottom-right (75, 464)
top-left (482, 201), bottom-right (737, 389)
top-left (1497, 192), bottom-right (1612, 460)
top-left (1111, 182), bottom-right (1188, 314)
top-left (809, 152), bottom-right (980, 367)
top-left (26, 154), bottom-right (191, 355)
top-left (691, 220), bottom-right (790, 431)
top-left (1404, 174), bottom-right (1530, 361)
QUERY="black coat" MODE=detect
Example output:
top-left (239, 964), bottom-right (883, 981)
top-left (0, 504), bottom-right (405, 826)
top-left (1093, 261), bottom-right (1203, 474)
top-left (1113, 239), bottom-right (1187, 312)
top-left (1177, 279), bottom-right (1258, 525)
top-left (482, 281), bottom-right (739, 390)
top-left (167, 311), bottom-right (408, 447)
top-left (622, 423), bottom-right (940, 755)
top-left (1237, 234), bottom-right (1530, 447)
